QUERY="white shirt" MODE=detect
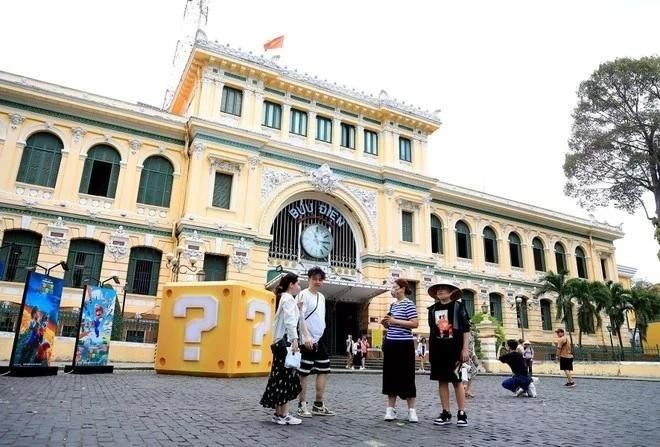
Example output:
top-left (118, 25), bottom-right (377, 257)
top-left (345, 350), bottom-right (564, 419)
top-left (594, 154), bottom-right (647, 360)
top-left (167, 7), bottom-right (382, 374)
top-left (273, 293), bottom-right (299, 343)
top-left (298, 288), bottom-right (326, 343)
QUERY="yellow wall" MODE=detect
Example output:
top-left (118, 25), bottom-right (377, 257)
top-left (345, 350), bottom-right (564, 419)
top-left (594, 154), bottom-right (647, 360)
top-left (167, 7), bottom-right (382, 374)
top-left (0, 43), bottom-right (626, 350)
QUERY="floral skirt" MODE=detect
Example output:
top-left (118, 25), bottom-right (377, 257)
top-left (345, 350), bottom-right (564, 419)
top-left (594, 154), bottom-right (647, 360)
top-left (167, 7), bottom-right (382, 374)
top-left (260, 348), bottom-right (302, 409)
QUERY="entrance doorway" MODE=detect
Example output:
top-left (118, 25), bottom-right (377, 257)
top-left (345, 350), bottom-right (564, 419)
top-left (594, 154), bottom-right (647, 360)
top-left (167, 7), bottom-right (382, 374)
top-left (326, 301), bottom-right (361, 355)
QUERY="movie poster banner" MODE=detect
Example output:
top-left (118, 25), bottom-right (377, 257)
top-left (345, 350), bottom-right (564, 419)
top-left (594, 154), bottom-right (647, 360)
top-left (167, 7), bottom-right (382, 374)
top-left (73, 285), bottom-right (116, 366)
top-left (10, 271), bottom-right (63, 367)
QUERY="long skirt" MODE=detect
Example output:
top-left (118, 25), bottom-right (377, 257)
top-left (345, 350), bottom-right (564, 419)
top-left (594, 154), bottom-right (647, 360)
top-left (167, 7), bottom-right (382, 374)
top-left (382, 339), bottom-right (416, 399)
top-left (260, 347), bottom-right (302, 409)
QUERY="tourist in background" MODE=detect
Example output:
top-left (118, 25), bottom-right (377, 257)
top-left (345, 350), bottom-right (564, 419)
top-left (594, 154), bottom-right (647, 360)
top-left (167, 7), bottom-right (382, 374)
top-left (522, 340), bottom-right (534, 376)
top-left (416, 337), bottom-right (428, 372)
top-left (345, 334), bottom-right (353, 369)
top-left (359, 335), bottom-right (369, 370)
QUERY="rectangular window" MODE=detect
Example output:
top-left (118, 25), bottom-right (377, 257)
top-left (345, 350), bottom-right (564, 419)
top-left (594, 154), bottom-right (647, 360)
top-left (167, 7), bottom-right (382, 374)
top-left (399, 137), bottom-right (412, 162)
top-left (431, 227), bottom-right (443, 254)
top-left (126, 330), bottom-right (145, 343)
top-left (364, 130), bottom-right (379, 155)
top-left (262, 101), bottom-right (282, 129)
top-left (132, 259), bottom-right (155, 295)
top-left (555, 252), bottom-right (566, 273)
top-left (517, 302), bottom-right (529, 329)
top-left (541, 300), bottom-right (552, 330)
top-left (533, 247), bottom-right (546, 271)
top-left (489, 296), bottom-right (503, 322)
top-left (600, 258), bottom-right (608, 280)
top-left (204, 254), bottom-right (228, 281)
top-left (316, 116), bottom-right (332, 143)
top-left (484, 239), bottom-right (497, 263)
top-left (220, 86), bottom-right (243, 116)
top-left (290, 109), bottom-right (308, 136)
top-left (401, 211), bottom-right (413, 242)
top-left (457, 233), bottom-right (471, 259)
top-left (212, 173), bottom-right (233, 209)
top-left (340, 123), bottom-right (355, 149)
top-left (510, 244), bottom-right (523, 268)
top-left (407, 280), bottom-right (418, 304)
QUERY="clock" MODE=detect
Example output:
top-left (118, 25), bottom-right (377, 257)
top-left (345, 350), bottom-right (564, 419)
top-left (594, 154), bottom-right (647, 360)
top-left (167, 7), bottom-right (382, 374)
top-left (301, 224), bottom-right (334, 259)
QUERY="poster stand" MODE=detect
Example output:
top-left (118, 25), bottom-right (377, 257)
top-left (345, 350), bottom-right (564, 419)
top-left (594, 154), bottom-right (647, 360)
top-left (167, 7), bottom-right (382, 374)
top-left (8, 271), bottom-right (64, 377)
top-left (65, 284), bottom-right (116, 374)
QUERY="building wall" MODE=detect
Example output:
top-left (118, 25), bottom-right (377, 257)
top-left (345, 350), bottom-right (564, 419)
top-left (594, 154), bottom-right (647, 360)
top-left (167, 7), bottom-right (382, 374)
top-left (0, 47), bottom-right (625, 349)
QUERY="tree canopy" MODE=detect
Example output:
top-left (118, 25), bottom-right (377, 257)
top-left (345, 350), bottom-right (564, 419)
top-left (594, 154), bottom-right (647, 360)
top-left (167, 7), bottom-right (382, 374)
top-left (564, 56), bottom-right (660, 255)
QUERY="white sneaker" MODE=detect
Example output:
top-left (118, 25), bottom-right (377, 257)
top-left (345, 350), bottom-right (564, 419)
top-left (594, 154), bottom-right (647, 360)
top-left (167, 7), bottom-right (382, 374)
top-left (297, 402), bottom-right (312, 418)
top-left (527, 382), bottom-right (537, 398)
top-left (515, 388), bottom-right (525, 397)
top-left (408, 408), bottom-right (418, 423)
top-left (360, 366), bottom-right (365, 370)
top-left (277, 414), bottom-right (302, 425)
top-left (384, 407), bottom-right (396, 421)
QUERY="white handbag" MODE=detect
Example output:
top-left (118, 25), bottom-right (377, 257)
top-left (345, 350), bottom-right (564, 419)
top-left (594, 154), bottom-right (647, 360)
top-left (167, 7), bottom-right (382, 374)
top-left (285, 347), bottom-right (301, 369)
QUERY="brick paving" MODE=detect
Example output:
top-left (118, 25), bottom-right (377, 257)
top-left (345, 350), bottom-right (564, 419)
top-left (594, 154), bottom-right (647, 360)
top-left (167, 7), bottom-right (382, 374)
top-left (0, 370), bottom-right (658, 446)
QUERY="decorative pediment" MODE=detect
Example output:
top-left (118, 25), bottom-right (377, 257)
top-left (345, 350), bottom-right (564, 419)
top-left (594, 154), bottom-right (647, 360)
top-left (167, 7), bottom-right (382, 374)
top-left (308, 164), bottom-right (340, 193)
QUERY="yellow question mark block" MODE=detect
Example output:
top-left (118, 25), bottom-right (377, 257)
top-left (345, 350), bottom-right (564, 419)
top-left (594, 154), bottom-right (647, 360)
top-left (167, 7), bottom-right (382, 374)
top-left (155, 281), bottom-right (275, 377)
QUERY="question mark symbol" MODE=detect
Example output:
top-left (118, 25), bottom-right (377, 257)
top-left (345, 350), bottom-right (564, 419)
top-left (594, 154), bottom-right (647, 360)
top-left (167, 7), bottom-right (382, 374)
top-left (173, 295), bottom-right (218, 361)
top-left (246, 299), bottom-right (271, 364)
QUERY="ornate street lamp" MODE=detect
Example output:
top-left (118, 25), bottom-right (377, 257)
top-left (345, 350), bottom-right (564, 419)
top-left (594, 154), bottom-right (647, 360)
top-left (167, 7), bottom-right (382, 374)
top-left (165, 247), bottom-right (205, 282)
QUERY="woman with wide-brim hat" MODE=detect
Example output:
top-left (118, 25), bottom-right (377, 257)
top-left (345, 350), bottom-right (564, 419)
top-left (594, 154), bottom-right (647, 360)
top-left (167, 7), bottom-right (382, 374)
top-left (426, 281), bottom-right (471, 427)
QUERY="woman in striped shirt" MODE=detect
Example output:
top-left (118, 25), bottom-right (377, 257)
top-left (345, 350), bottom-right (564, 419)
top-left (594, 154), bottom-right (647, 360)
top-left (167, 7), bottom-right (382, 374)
top-left (380, 278), bottom-right (419, 422)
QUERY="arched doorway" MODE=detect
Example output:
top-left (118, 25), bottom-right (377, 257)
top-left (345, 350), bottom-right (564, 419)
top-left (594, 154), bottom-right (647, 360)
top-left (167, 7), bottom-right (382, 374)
top-left (267, 197), bottom-right (385, 354)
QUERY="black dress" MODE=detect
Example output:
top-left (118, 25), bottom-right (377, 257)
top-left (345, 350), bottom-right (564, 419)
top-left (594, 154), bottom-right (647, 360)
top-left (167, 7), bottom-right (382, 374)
top-left (260, 344), bottom-right (302, 409)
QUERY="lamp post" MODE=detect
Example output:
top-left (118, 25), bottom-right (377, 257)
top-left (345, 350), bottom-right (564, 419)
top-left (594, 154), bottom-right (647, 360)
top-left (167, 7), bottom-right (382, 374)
top-left (606, 325), bottom-right (615, 360)
top-left (26, 261), bottom-right (69, 276)
top-left (516, 296), bottom-right (525, 341)
top-left (165, 247), bottom-right (205, 282)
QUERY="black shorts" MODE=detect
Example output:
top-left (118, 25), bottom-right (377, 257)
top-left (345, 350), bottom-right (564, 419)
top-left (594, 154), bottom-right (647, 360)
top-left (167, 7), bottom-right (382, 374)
top-left (559, 357), bottom-right (574, 371)
top-left (298, 339), bottom-right (330, 376)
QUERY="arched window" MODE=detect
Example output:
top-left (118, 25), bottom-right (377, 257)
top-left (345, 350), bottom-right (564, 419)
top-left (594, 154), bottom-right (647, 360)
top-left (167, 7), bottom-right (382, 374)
top-left (455, 220), bottom-right (471, 259)
top-left (540, 299), bottom-right (552, 330)
top-left (127, 247), bottom-right (162, 296)
top-left (137, 156), bottom-right (174, 207)
top-left (575, 247), bottom-right (588, 279)
top-left (508, 232), bottom-right (523, 268)
top-left (79, 144), bottom-right (121, 198)
top-left (430, 215), bottom-right (443, 254)
top-left (64, 239), bottom-right (105, 288)
top-left (483, 226), bottom-right (498, 263)
top-left (16, 132), bottom-right (63, 187)
top-left (1, 230), bottom-right (41, 283)
top-left (554, 242), bottom-right (567, 273)
top-left (516, 296), bottom-right (529, 329)
top-left (532, 237), bottom-right (546, 272)
top-left (489, 293), bottom-right (503, 321)
top-left (461, 290), bottom-right (475, 316)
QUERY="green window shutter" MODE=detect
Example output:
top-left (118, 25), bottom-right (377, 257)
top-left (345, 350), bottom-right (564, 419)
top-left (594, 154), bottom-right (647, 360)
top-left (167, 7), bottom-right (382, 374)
top-left (138, 156), bottom-right (174, 207)
top-left (203, 254), bottom-right (227, 281)
top-left (430, 215), bottom-right (443, 254)
top-left (462, 290), bottom-right (475, 316)
top-left (79, 157), bottom-right (94, 193)
top-left (17, 132), bottom-right (63, 187)
top-left (64, 239), bottom-right (105, 288)
top-left (212, 173), bottom-right (233, 209)
top-left (107, 162), bottom-right (120, 198)
top-left (541, 300), bottom-right (552, 330)
top-left (221, 87), bottom-right (243, 116)
top-left (401, 211), bottom-right (413, 242)
top-left (489, 295), bottom-right (503, 322)
top-left (1, 230), bottom-right (41, 282)
top-left (127, 247), bottom-right (162, 296)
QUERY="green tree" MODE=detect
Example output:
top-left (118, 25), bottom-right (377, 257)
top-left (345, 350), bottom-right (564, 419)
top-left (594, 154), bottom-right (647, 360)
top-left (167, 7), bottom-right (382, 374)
top-left (110, 297), bottom-right (123, 341)
top-left (536, 270), bottom-right (575, 347)
top-left (564, 56), bottom-right (660, 258)
top-left (628, 284), bottom-right (660, 352)
top-left (601, 281), bottom-right (631, 359)
top-left (567, 279), bottom-right (605, 347)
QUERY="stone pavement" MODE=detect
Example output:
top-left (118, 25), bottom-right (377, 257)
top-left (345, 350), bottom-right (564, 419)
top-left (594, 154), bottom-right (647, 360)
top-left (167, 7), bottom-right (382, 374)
top-left (0, 371), bottom-right (657, 447)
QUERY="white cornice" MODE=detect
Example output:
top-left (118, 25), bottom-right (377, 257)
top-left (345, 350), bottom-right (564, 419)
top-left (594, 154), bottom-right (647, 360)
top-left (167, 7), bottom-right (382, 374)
top-left (193, 41), bottom-right (442, 127)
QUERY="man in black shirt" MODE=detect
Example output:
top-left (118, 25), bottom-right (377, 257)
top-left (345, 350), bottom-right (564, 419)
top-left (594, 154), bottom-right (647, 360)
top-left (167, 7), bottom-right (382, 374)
top-left (499, 339), bottom-right (537, 397)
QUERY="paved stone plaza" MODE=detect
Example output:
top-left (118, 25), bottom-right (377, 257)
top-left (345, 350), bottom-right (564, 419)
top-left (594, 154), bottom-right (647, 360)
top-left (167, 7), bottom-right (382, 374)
top-left (0, 370), bottom-right (657, 446)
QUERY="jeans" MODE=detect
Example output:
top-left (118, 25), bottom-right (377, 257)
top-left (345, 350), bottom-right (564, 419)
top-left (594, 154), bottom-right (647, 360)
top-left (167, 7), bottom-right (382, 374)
top-left (502, 374), bottom-right (532, 393)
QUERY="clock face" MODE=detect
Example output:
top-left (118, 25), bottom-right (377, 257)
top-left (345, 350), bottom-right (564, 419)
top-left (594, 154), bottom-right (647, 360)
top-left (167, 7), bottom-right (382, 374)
top-left (301, 224), bottom-right (334, 259)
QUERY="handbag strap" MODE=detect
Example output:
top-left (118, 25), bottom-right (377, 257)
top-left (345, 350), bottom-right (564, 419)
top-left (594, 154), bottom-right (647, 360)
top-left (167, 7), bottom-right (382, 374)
top-left (304, 293), bottom-right (319, 320)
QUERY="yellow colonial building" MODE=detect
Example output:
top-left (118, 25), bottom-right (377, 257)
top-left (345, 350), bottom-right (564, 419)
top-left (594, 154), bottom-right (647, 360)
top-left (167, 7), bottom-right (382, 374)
top-left (0, 11), bottom-right (628, 356)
